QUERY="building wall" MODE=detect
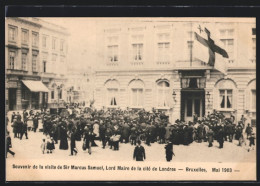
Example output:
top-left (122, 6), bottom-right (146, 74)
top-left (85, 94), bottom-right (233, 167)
top-left (94, 19), bottom-right (256, 124)
top-left (5, 17), bottom-right (69, 110)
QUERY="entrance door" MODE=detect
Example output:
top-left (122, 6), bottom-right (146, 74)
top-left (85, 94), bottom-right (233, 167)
top-left (182, 91), bottom-right (204, 122)
top-left (9, 89), bottom-right (17, 110)
top-left (31, 92), bottom-right (39, 109)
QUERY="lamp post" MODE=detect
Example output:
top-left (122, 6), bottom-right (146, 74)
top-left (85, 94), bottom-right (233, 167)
top-left (172, 91), bottom-right (176, 105)
top-left (206, 91), bottom-right (210, 109)
top-left (57, 85), bottom-right (62, 115)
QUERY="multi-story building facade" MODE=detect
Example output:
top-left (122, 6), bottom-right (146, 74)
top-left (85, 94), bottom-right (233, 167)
top-left (5, 17), bottom-right (69, 111)
top-left (66, 66), bottom-right (95, 106)
top-left (94, 18), bottom-right (256, 125)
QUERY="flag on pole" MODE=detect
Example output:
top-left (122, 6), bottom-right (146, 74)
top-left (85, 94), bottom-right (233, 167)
top-left (193, 23), bottom-right (229, 74)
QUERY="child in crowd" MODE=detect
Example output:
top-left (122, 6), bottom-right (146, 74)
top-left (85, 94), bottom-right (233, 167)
top-left (248, 133), bottom-right (255, 152)
top-left (40, 139), bottom-right (46, 154)
top-left (46, 136), bottom-right (55, 153)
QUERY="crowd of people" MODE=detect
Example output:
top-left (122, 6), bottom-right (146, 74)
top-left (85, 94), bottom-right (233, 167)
top-left (6, 106), bottom-right (256, 161)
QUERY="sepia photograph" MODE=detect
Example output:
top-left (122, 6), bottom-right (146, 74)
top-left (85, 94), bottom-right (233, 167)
top-left (5, 16), bottom-right (256, 181)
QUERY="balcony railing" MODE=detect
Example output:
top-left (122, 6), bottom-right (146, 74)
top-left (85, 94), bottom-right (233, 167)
top-left (131, 61), bottom-right (143, 66)
top-left (40, 72), bottom-right (56, 78)
top-left (175, 60), bottom-right (208, 69)
top-left (156, 61), bottom-right (170, 65)
top-left (106, 62), bottom-right (119, 66)
top-left (6, 69), bottom-right (28, 75)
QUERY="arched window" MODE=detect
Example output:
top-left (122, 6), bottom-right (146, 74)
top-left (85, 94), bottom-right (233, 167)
top-left (157, 80), bottom-right (170, 107)
top-left (214, 79), bottom-right (237, 110)
top-left (245, 79), bottom-right (256, 111)
top-left (105, 80), bottom-right (119, 107)
top-left (129, 79), bottom-right (144, 107)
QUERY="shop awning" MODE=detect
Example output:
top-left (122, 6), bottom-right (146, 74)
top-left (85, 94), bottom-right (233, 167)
top-left (22, 80), bottom-right (49, 92)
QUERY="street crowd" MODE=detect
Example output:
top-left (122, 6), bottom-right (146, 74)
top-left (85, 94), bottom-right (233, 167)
top-left (6, 105), bottom-right (256, 161)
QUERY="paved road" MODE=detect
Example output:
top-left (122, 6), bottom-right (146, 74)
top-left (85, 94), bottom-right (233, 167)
top-left (6, 124), bottom-right (256, 163)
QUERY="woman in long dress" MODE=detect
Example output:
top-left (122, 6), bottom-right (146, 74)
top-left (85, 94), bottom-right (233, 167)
top-left (59, 123), bottom-right (68, 150)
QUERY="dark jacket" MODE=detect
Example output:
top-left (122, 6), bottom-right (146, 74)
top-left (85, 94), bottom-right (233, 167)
top-left (133, 145), bottom-right (146, 161)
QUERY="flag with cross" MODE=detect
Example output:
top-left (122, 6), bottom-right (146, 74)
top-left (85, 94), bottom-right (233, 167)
top-left (193, 23), bottom-right (229, 74)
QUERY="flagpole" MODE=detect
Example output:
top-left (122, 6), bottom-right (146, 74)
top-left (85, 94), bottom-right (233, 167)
top-left (188, 22), bottom-right (193, 67)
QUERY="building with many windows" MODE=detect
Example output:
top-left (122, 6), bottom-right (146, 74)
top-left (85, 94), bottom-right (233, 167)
top-left (66, 66), bottom-right (95, 106)
top-left (94, 18), bottom-right (256, 125)
top-left (5, 17), bottom-right (69, 111)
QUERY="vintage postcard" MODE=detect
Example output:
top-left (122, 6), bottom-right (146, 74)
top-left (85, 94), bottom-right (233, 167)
top-left (5, 17), bottom-right (256, 181)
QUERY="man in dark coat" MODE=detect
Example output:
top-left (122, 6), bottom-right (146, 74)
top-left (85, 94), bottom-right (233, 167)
top-left (33, 115), bottom-right (39, 132)
top-left (20, 121), bottom-right (28, 140)
top-left (245, 123), bottom-right (253, 139)
top-left (12, 118), bottom-right (18, 138)
top-left (207, 128), bottom-right (214, 147)
top-left (133, 140), bottom-right (146, 161)
top-left (16, 112), bottom-right (22, 122)
top-left (11, 112), bottom-right (16, 123)
top-left (23, 110), bottom-right (28, 124)
top-left (217, 126), bottom-right (225, 148)
top-left (99, 123), bottom-right (107, 148)
top-left (6, 131), bottom-right (15, 158)
top-left (69, 129), bottom-right (77, 156)
top-left (165, 141), bottom-right (174, 162)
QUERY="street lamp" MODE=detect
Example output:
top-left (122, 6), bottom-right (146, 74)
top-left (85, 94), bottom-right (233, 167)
top-left (206, 91), bottom-right (210, 102)
top-left (172, 91), bottom-right (176, 103)
top-left (206, 91), bottom-right (210, 109)
top-left (57, 85), bottom-right (63, 115)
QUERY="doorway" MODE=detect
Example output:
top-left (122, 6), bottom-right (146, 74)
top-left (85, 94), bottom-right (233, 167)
top-left (9, 88), bottom-right (17, 110)
top-left (181, 90), bottom-right (205, 122)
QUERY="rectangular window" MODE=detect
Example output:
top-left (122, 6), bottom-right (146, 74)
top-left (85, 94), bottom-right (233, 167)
top-left (251, 90), bottom-right (256, 110)
top-left (219, 89), bottom-right (233, 109)
top-left (43, 61), bottom-right (47, 73)
top-left (32, 32), bottom-right (39, 47)
top-left (51, 90), bottom-right (55, 99)
top-left (52, 38), bottom-right (56, 50)
top-left (9, 51), bottom-right (15, 69)
top-left (59, 90), bottom-right (62, 99)
top-left (187, 99), bottom-right (192, 117)
top-left (42, 36), bottom-right (47, 48)
top-left (8, 25), bottom-right (17, 42)
top-left (21, 29), bottom-right (29, 44)
top-left (32, 54), bottom-right (37, 72)
top-left (107, 45), bottom-right (118, 62)
top-left (157, 42), bottom-right (170, 62)
top-left (158, 33), bottom-right (170, 41)
top-left (252, 38), bottom-right (256, 58)
top-left (22, 53), bottom-right (27, 71)
top-left (132, 44), bottom-right (143, 61)
top-left (220, 29), bottom-right (234, 37)
top-left (52, 54), bottom-right (57, 61)
top-left (131, 88), bottom-right (143, 106)
top-left (60, 40), bottom-right (64, 51)
top-left (107, 88), bottom-right (118, 106)
top-left (220, 39), bottom-right (234, 59)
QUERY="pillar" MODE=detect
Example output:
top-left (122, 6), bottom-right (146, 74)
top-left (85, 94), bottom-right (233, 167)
top-left (16, 81), bottom-right (22, 110)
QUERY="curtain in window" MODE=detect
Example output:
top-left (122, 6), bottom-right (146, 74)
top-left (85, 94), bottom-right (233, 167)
top-left (219, 90), bottom-right (225, 108)
top-left (227, 90), bottom-right (232, 108)
top-left (108, 89), bottom-right (117, 106)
